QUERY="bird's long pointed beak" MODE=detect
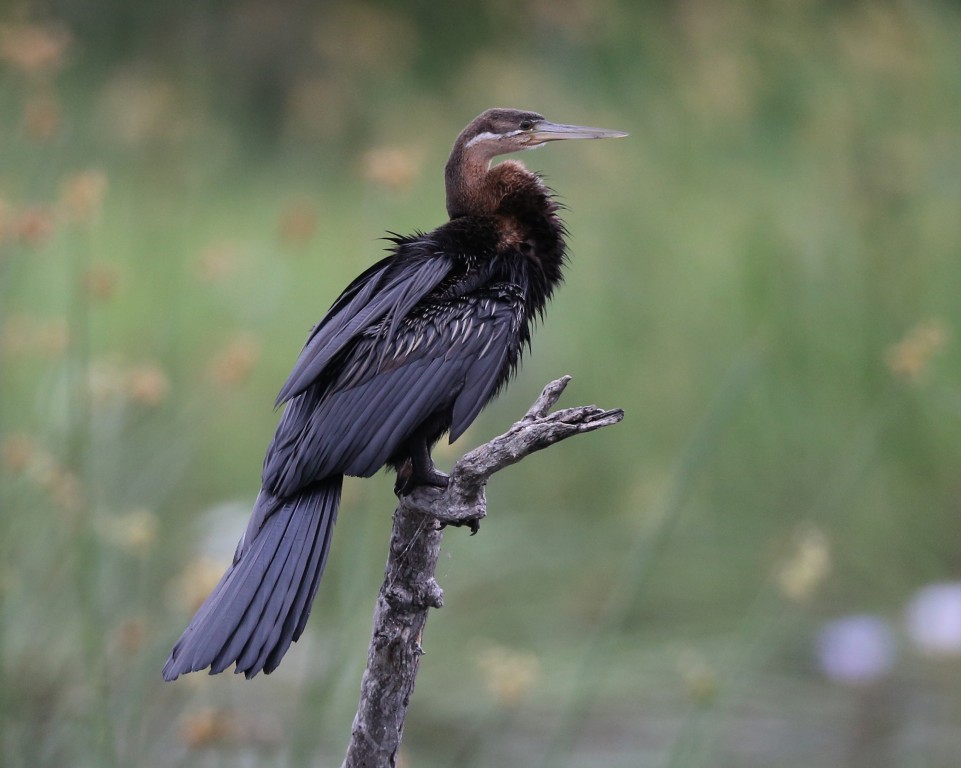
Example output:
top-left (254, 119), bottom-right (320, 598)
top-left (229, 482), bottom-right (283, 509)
top-left (531, 120), bottom-right (628, 143)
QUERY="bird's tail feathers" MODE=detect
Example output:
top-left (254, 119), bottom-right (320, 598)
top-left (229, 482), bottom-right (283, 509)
top-left (162, 476), bottom-right (342, 680)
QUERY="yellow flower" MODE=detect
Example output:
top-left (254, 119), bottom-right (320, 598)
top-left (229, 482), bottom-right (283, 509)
top-left (0, 22), bottom-right (70, 76)
top-left (60, 170), bottom-right (108, 224)
top-left (278, 201), bottom-right (318, 247)
top-left (476, 644), bottom-right (540, 705)
top-left (84, 264), bottom-right (120, 301)
top-left (114, 617), bottom-right (147, 654)
top-left (179, 708), bottom-right (234, 748)
top-left (362, 147), bottom-right (421, 192)
top-left (98, 508), bottom-right (159, 554)
top-left (886, 320), bottom-right (948, 382)
top-left (175, 556), bottom-right (228, 614)
top-left (15, 206), bottom-right (56, 247)
top-left (23, 93), bottom-right (60, 141)
top-left (1, 433), bottom-right (37, 473)
top-left (196, 242), bottom-right (239, 282)
top-left (126, 363), bottom-right (171, 406)
top-left (677, 649), bottom-right (718, 703)
top-left (778, 524), bottom-right (831, 603)
top-left (207, 333), bottom-right (261, 389)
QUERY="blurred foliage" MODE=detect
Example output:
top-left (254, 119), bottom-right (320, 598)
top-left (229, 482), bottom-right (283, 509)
top-left (2, 0), bottom-right (961, 766)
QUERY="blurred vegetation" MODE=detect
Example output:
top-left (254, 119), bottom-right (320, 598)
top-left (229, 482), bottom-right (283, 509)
top-left (2, 0), bottom-right (961, 766)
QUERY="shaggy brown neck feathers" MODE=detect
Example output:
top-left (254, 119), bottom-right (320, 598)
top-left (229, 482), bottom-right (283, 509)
top-left (445, 148), bottom-right (541, 220)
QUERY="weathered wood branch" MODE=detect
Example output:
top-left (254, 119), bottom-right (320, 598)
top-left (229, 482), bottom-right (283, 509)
top-left (342, 376), bottom-right (623, 768)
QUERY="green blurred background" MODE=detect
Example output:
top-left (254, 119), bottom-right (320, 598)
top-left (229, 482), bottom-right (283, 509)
top-left (2, 1), bottom-right (960, 766)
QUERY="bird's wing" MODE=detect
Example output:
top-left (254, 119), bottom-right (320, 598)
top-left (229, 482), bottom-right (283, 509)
top-left (275, 249), bottom-right (454, 405)
top-left (262, 294), bottom-right (520, 497)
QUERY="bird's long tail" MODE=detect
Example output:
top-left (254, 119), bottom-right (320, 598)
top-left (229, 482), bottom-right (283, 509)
top-left (162, 475), bottom-right (343, 680)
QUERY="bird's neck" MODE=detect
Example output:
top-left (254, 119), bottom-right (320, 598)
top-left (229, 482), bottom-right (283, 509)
top-left (445, 144), bottom-right (538, 219)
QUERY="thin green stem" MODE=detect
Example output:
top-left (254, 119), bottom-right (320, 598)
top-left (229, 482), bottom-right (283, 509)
top-left (539, 340), bottom-right (767, 768)
top-left (663, 399), bottom-right (892, 768)
top-left (65, 225), bottom-right (118, 768)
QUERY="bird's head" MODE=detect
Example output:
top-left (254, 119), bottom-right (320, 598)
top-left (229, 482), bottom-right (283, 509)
top-left (453, 108), bottom-right (627, 165)
top-left (445, 108), bottom-right (626, 218)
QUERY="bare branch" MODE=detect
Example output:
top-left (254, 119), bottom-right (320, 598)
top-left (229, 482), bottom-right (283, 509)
top-left (342, 378), bottom-right (623, 768)
top-left (402, 377), bottom-right (624, 529)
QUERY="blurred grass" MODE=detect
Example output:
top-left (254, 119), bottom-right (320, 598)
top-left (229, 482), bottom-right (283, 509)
top-left (2, 1), bottom-right (961, 766)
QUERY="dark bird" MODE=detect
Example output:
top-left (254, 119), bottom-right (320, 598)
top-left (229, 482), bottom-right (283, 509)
top-left (163, 108), bottom-right (626, 680)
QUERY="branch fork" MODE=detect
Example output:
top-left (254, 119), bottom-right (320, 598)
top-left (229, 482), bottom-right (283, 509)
top-left (343, 376), bottom-right (623, 768)
top-left (401, 375), bottom-right (624, 530)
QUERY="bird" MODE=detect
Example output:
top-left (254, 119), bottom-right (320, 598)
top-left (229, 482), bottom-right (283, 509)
top-left (162, 108), bottom-right (626, 680)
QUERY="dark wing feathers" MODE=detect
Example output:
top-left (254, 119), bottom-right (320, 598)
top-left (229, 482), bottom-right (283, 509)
top-left (262, 295), bottom-right (520, 498)
top-left (450, 337), bottom-right (511, 441)
top-left (275, 248), bottom-right (453, 406)
top-left (448, 296), bottom-right (519, 440)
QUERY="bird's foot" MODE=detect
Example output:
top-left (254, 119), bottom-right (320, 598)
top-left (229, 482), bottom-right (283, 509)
top-left (394, 465), bottom-right (450, 497)
top-left (418, 466), bottom-right (450, 488)
top-left (395, 450), bottom-right (482, 533)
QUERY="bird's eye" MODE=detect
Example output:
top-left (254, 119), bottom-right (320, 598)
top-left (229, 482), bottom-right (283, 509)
top-left (519, 120), bottom-right (534, 131)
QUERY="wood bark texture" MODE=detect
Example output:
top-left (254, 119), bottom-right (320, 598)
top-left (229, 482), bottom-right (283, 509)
top-left (342, 376), bottom-right (623, 768)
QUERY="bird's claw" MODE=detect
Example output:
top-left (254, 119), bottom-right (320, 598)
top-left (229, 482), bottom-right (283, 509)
top-left (439, 517), bottom-right (481, 536)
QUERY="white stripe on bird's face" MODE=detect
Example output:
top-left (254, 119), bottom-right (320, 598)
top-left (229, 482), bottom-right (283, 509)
top-left (464, 129), bottom-right (524, 150)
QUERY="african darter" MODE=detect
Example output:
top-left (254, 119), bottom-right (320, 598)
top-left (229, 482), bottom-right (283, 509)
top-left (163, 108), bottom-right (626, 680)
